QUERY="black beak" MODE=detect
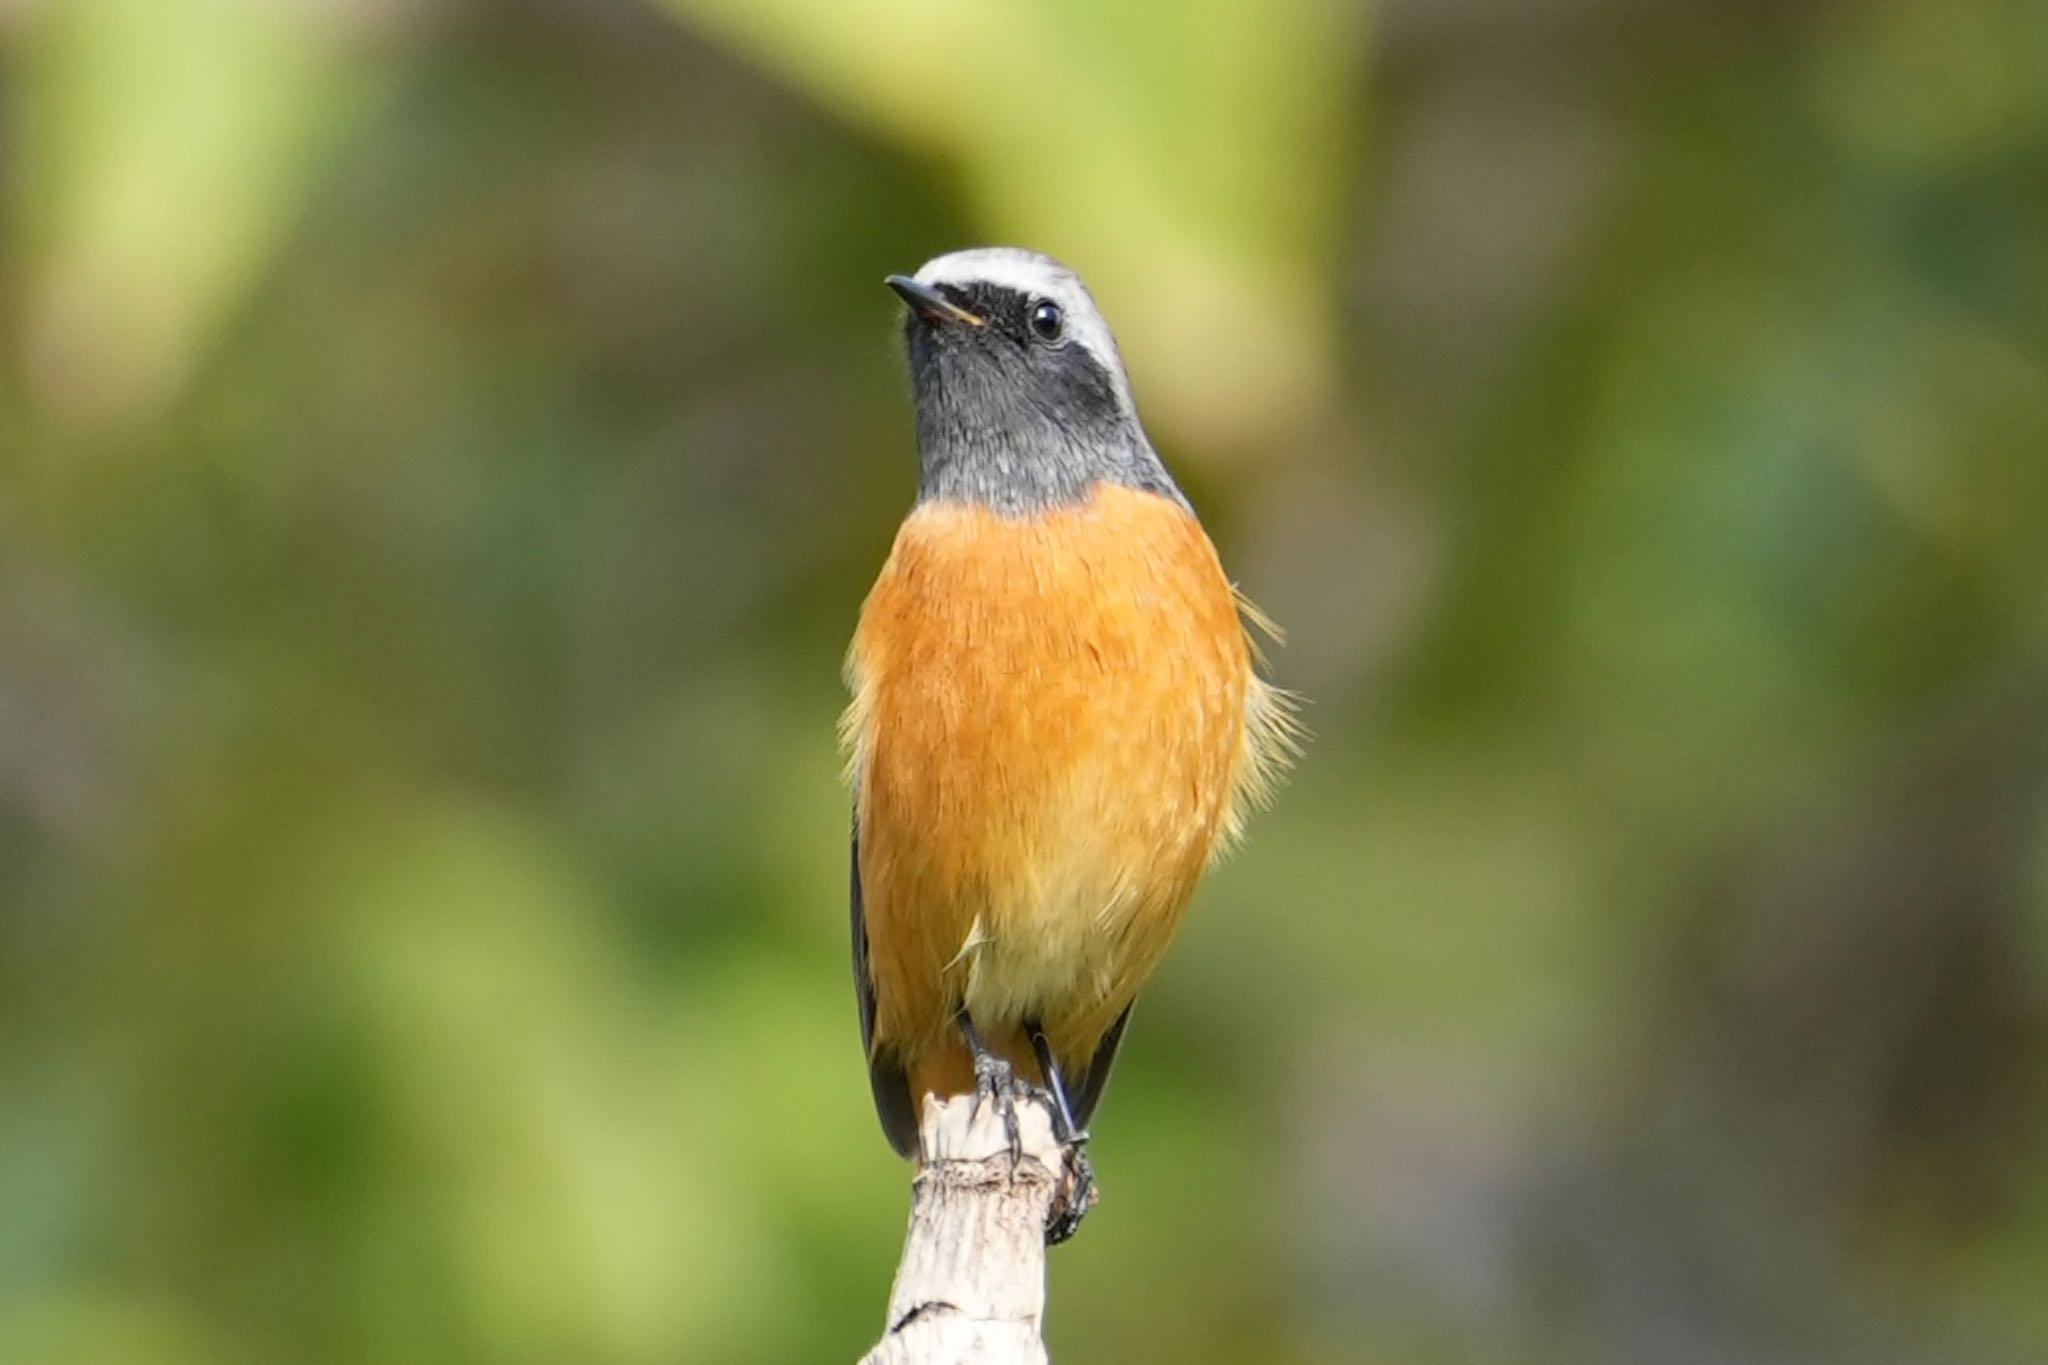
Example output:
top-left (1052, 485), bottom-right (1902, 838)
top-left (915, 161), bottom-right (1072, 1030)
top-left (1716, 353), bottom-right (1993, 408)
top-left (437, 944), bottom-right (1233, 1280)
top-left (886, 274), bottom-right (985, 328)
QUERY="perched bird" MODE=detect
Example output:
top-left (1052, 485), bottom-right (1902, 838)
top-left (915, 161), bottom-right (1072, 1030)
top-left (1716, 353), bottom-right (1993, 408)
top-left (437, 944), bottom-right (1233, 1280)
top-left (842, 248), bottom-right (1294, 1227)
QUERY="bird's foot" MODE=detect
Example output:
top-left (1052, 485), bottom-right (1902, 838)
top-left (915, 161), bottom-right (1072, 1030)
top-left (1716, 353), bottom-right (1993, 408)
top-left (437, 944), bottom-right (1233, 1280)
top-left (1046, 1141), bottom-right (1098, 1245)
top-left (970, 1049), bottom-right (1032, 1164)
top-left (967, 1047), bottom-right (1097, 1243)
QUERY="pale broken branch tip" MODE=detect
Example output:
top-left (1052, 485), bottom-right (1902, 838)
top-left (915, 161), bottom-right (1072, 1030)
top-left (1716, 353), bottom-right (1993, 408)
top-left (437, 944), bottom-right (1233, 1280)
top-left (858, 1090), bottom-right (1096, 1365)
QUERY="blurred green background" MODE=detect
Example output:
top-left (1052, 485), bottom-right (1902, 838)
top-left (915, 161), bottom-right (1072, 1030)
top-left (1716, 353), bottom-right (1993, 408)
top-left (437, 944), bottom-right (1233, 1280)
top-left (4, 0), bottom-right (2047, 1361)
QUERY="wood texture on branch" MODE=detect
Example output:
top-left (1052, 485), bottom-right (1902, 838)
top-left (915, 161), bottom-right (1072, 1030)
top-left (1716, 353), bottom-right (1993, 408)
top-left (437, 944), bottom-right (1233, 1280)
top-left (859, 1092), bottom-right (1070, 1365)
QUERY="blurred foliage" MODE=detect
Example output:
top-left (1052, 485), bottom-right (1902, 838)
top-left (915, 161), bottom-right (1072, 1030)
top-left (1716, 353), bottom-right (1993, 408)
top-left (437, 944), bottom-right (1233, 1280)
top-left (2, 0), bottom-right (2047, 1363)
top-left (651, 0), bottom-right (1357, 452)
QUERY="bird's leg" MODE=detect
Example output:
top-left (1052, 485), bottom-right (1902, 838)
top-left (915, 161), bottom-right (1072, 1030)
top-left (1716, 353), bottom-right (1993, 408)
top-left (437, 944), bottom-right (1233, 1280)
top-left (955, 1008), bottom-right (1024, 1162)
top-left (1028, 1019), bottom-right (1098, 1246)
top-left (1026, 1021), bottom-right (1086, 1145)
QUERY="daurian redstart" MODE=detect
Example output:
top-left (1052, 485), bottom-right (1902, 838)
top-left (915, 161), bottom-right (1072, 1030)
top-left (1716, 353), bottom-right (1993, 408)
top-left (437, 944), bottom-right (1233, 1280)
top-left (843, 248), bottom-right (1293, 1239)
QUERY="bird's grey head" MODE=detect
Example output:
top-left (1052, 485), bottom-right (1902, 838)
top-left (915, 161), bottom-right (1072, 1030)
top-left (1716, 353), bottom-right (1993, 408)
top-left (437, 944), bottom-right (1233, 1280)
top-left (887, 248), bottom-right (1186, 515)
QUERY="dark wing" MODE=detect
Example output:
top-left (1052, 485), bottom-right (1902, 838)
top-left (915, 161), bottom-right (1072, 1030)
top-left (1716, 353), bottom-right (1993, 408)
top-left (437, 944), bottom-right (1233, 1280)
top-left (1069, 1002), bottom-right (1135, 1134)
top-left (852, 825), bottom-right (919, 1156)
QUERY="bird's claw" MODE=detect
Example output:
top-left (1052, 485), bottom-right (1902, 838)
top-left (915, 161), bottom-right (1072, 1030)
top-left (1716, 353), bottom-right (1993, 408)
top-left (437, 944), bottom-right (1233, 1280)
top-left (1046, 1142), bottom-right (1097, 1245)
top-left (971, 1049), bottom-right (1029, 1163)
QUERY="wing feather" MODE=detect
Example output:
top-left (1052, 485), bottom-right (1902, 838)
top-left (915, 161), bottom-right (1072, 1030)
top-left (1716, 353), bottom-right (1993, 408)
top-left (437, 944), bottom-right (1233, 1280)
top-left (851, 827), bottom-right (919, 1156)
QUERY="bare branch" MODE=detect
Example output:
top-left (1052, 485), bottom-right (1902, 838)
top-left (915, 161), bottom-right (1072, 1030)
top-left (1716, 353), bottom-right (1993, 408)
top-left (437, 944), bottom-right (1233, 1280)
top-left (860, 1093), bottom-right (1075, 1364)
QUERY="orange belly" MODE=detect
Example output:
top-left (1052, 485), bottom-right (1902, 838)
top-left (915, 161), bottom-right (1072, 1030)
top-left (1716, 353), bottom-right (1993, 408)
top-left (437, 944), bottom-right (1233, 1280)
top-left (844, 483), bottom-right (1257, 1101)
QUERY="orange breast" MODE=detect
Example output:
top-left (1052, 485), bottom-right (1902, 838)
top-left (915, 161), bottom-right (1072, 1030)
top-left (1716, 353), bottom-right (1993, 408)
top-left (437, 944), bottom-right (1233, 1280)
top-left (844, 483), bottom-right (1255, 1082)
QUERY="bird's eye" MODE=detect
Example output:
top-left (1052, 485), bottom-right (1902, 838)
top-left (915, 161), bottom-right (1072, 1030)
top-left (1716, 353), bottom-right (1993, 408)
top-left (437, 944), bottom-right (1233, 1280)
top-left (1028, 299), bottom-right (1064, 341)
